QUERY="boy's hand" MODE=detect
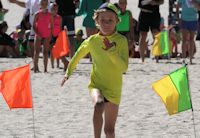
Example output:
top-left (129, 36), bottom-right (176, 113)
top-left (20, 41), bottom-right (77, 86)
top-left (61, 77), bottom-right (68, 87)
top-left (102, 37), bottom-right (116, 50)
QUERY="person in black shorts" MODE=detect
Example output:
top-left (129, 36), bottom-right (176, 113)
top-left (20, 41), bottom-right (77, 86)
top-left (138, 0), bottom-right (164, 62)
top-left (56, 0), bottom-right (77, 58)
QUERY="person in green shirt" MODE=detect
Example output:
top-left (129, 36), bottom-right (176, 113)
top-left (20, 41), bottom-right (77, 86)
top-left (116, 0), bottom-right (135, 58)
top-left (61, 3), bottom-right (128, 137)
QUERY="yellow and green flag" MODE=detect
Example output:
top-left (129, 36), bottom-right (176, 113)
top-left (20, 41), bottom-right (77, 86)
top-left (152, 30), bottom-right (171, 56)
top-left (152, 66), bottom-right (192, 115)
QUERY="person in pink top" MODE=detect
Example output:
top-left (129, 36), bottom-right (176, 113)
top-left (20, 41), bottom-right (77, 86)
top-left (33, 0), bottom-right (53, 73)
top-left (50, 3), bottom-right (69, 71)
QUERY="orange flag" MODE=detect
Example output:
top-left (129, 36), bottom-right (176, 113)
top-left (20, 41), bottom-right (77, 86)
top-left (0, 64), bottom-right (33, 109)
top-left (52, 30), bottom-right (70, 59)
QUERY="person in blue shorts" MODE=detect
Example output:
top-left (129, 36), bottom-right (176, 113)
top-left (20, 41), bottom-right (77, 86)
top-left (177, 0), bottom-right (200, 64)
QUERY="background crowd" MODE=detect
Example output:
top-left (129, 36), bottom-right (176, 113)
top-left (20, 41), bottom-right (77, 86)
top-left (1, 0), bottom-right (200, 71)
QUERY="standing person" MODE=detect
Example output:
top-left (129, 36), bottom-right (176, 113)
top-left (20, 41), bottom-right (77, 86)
top-left (177, 0), bottom-right (200, 64)
top-left (50, 3), bottom-right (69, 71)
top-left (76, 0), bottom-right (104, 37)
top-left (116, 0), bottom-right (135, 57)
top-left (61, 3), bottom-right (128, 137)
top-left (33, 0), bottom-right (53, 73)
top-left (138, 0), bottom-right (164, 62)
top-left (8, 0), bottom-right (50, 58)
top-left (76, 0), bottom-right (105, 61)
top-left (74, 28), bottom-right (84, 52)
top-left (55, 0), bottom-right (76, 57)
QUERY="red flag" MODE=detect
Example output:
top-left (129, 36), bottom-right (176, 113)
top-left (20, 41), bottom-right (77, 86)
top-left (52, 30), bottom-right (70, 59)
top-left (0, 64), bottom-right (33, 109)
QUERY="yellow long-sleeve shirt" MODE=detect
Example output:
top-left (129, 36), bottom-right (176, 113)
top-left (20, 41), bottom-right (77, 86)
top-left (65, 32), bottom-right (129, 105)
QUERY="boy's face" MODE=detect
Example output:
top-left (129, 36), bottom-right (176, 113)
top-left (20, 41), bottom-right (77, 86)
top-left (96, 11), bottom-right (118, 36)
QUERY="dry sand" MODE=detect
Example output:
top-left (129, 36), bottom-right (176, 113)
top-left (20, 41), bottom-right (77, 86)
top-left (1, 0), bottom-right (200, 138)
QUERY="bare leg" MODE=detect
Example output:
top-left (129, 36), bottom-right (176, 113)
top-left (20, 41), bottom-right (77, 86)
top-left (43, 37), bottom-right (51, 72)
top-left (104, 102), bottom-right (119, 138)
top-left (56, 58), bottom-right (60, 68)
top-left (33, 37), bottom-right (41, 73)
top-left (181, 29), bottom-right (189, 59)
top-left (189, 31), bottom-right (196, 64)
top-left (28, 41), bottom-right (34, 58)
top-left (50, 46), bottom-right (55, 68)
top-left (60, 56), bottom-right (69, 71)
top-left (93, 103), bottom-right (105, 138)
top-left (139, 31), bottom-right (147, 62)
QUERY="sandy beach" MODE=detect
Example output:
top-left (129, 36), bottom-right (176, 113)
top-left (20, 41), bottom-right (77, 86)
top-left (1, 0), bottom-right (200, 138)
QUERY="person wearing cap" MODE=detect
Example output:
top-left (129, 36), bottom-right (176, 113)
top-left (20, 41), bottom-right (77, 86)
top-left (138, 0), bottom-right (164, 62)
top-left (116, 0), bottom-right (135, 58)
top-left (74, 28), bottom-right (84, 52)
top-left (61, 2), bottom-right (128, 137)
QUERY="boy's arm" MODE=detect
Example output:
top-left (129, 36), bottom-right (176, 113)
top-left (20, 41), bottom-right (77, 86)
top-left (65, 39), bottom-right (90, 78)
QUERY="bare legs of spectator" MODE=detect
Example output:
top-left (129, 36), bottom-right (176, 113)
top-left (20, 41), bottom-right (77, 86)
top-left (182, 29), bottom-right (196, 64)
top-left (43, 38), bottom-right (51, 72)
top-left (33, 37), bottom-right (51, 73)
top-left (139, 31), bottom-right (147, 62)
top-left (60, 56), bottom-right (69, 71)
top-left (28, 41), bottom-right (34, 58)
